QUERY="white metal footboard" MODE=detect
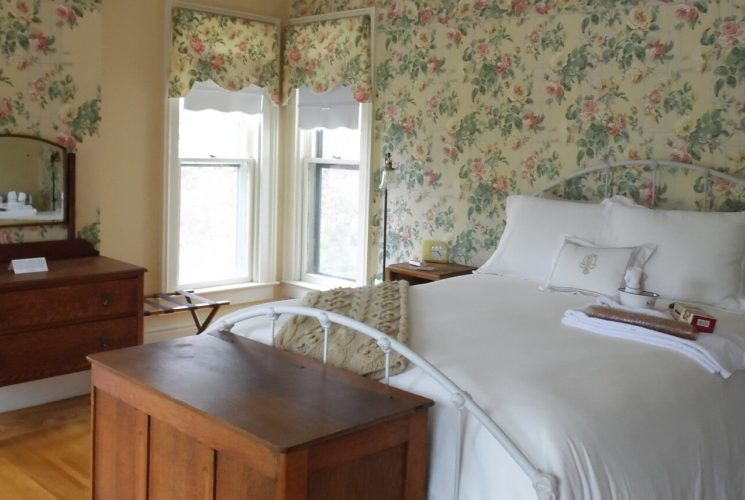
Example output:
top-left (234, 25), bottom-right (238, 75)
top-left (205, 305), bottom-right (559, 500)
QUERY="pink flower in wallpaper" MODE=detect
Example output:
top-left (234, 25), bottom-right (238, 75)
top-left (56, 6), bottom-right (77, 24)
top-left (297, 0), bottom-right (745, 264)
top-left (581, 99), bottom-right (600, 121)
top-left (418, 9), bottom-right (433, 24)
top-left (442, 143), bottom-right (458, 159)
top-left (447, 29), bottom-right (463, 43)
top-left (720, 21), bottom-right (744, 46)
top-left (281, 15), bottom-right (371, 104)
top-left (607, 114), bottom-right (628, 137)
top-left (189, 36), bottom-right (206, 55)
top-left (0, 98), bottom-right (13, 120)
top-left (546, 80), bottom-right (565, 98)
top-left (675, 5), bottom-right (699, 23)
top-left (0, 0), bottom-right (101, 245)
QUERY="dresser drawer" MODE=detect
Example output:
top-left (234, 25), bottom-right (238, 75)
top-left (0, 317), bottom-right (139, 387)
top-left (0, 278), bottom-right (138, 334)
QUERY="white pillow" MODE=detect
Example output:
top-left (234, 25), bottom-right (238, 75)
top-left (477, 195), bottom-right (604, 282)
top-left (598, 202), bottom-right (745, 309)
top-left (543, 236), bottom-right (656, 297)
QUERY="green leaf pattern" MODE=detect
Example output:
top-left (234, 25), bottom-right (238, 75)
top-left (289, 1), bottom-right (745, 268)
top-left (0, 0), bottom-right (101, 245)
top-left (283, 16), bottom-right (372, 103)
top-left (169, 7), bottom-right (281, 103)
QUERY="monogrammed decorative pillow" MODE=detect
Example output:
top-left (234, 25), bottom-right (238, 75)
top-left (544, 236), bottom-right (656, 297)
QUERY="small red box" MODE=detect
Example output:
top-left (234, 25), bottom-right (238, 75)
top-left (670, 303), bottom-right (717, 333)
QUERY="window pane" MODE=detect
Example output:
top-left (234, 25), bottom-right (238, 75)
top-left (179, 163), bottom-right (247, 285)
top-left (313, 165), bottom-right (359, 280)
top-left (317, 128), bottom-right (360, 160)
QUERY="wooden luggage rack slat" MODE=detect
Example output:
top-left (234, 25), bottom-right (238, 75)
top-left (144, 290), bottom-right (229, 334)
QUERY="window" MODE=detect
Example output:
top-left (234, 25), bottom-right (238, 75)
top-left (177, 158), bottom-right (253, 286)
top-left (309, 129), bottom-right (361, 280)
top-left (166, 81), bottom-right (277, 290)
top-left (290, 86), bottom-right (371, 286)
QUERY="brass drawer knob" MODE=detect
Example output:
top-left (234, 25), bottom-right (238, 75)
top-left (101, 293), bottom-right (113, 306)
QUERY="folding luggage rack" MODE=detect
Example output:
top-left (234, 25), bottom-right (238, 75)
top-left (144, 290), bottom-right (229, 334)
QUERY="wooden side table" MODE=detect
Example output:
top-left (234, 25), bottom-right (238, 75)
top-left (89, 333), bottom-right (433, 500)
top-left (385, 262), bottom-right (477, 285)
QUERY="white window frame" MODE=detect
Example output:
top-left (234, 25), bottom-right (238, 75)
top-left (177, 157), bottom-right (256, 287)
top-left (281, 8), bottom-right (375, 289)
top-left (162, 1), bottom-right (281, 293)
top-left (165, 98), bottom-right (274, 291)
top-left (284, 92), bottom-right (372, 288)
top-left (304, 155), bottom-right (363, 284)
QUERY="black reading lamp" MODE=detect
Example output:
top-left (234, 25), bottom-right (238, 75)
top-left (379, 152), bottom-right (396, 274)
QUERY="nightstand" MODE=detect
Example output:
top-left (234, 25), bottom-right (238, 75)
top-left (385, 262), bottom-right (477, 285)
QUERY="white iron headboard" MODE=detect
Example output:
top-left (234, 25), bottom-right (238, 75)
top-left (537, 160), bottom-right (745, 212)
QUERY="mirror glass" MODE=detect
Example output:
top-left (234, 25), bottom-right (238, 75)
top-left (0, 136), bottom-right (66, 227)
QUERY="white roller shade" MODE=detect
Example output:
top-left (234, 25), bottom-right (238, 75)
top-left (184, 80), bottom-right (264, 114)
top-left (298, 86), bottom-right (359, 130)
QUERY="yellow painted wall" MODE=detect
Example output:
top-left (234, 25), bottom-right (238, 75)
top-left (99, 0), bottom-right (289, 294)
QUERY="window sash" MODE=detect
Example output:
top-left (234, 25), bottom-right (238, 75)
top-left (307, 161), bottom-right (360, 281)
top-left (176, 158), bottom-right (256, 289)
top-left (284, 88), bottom-right (372, 288)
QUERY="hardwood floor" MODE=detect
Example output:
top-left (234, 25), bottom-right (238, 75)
top-left (0, 396), bottom-right (90, 500)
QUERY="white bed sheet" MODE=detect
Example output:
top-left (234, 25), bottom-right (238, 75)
top-left (231, 274), bottom-right (745, 500)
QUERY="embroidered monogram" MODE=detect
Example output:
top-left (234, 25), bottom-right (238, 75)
top-left (579, 253), bottom-right (599, 275)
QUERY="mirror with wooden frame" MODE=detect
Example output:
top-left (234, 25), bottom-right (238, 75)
top-left (0, 134), bottom-right (75, 239)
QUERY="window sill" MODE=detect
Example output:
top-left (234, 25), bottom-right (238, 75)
top-left (193, 281), bottom-right (280, 306)
top-left (278, 279), bottom-right (337, 299)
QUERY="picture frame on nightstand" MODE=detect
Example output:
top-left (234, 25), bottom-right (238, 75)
top-left (421, 240), bottom-right (449, 263)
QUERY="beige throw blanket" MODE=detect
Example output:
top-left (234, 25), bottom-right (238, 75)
top-left (275, 281), bottom-right (409, 379)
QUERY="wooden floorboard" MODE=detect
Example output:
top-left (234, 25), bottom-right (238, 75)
top-left (0, 396), bottom-right (90, 500)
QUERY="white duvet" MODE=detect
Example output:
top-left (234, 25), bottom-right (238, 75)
top-left (232, 274), bottom-right (745, 500)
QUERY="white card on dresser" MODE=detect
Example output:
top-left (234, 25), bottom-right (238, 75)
top-left (8, 257), bottom-right (48, 274)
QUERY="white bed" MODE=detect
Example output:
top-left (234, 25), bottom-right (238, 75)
top-left (208, 161), bottom-right (745, 499)
top-left (226, 275), bottom-right (745, 500)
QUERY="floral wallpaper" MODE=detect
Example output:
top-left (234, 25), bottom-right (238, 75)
top-left (169, 7), bottom-right (281, 104)
top-left (283, 16), bottom-right (372, 103)
top-left (0, 0), bottom-right (102, 245)
top-left (291, 0), bottom-right (745, 274)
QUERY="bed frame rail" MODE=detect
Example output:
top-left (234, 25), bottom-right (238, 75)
top-left (537, 159), bottom-right (745, 209)
top-left (206, 305), bottom-right (559, 500)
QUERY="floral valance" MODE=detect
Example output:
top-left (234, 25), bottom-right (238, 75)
top-left (283, 16), bottom-right (372, 104)
top-left (169, 7), bottom-right (280, 104)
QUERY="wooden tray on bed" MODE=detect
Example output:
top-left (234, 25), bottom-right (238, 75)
top-left (585, 305), bottom-right (699, 340)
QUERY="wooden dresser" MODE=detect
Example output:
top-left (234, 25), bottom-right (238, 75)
top-left (89, 333), bottom-right (433, 500)
top-left (0, 255), bottom-right (145, 387)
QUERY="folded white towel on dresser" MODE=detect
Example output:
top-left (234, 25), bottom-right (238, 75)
top-left (563, 304), bottom-right (745, 378)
